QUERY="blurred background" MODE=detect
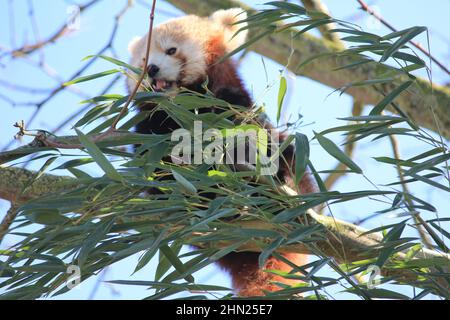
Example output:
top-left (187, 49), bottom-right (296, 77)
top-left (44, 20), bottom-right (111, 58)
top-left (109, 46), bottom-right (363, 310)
top-left (0, 0), bottom-right (449, 299)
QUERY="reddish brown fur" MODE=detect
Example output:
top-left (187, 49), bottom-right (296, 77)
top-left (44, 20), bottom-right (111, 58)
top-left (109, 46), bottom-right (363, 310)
top-left (204, 36), bottom-right (247, 93)
top-left (217, 253), bottom-right (307, 296)
top-left (205, 35), bottom-right (227, 65)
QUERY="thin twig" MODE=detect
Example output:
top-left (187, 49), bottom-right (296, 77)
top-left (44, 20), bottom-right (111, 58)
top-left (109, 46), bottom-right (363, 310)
top-left (52, 74), bottom-right (122, 134)
top-left (1, 0), bottom-right (101, 60)
top-left (357, 0), bottom-right (450, 75)
top-left (27, 0), bottom-right (45, 64)
top-left (110, 0), bottom-right (157, 130)
top-left (388, 134), bottom-right (434, 250)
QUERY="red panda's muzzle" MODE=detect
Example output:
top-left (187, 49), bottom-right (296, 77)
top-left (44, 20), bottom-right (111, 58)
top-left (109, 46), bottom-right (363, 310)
top-left (151, 79), bottom-right (177, 92)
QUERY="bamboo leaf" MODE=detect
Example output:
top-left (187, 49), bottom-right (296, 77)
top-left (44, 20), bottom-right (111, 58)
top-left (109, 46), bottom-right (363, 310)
top-left (75, 129), bottom-right (123, 182)
top-left (380, 26), bottom-right (427, 62)
top-left (171, 169), bottom-right (197, 195)
top-left (78, 218), bottom-right (115, 266)
top-left (277, 76), bottom-right (287, 125)
top-left (294, 133), bottom-right (310, 185)
top-left (370, 81), bottom-right (413, 115)
top-left (314, 131), bottom-right (362, 174)
top-left (159, 245), bottom-right (194, 283)
top-left (64, 69), bottom-right (121, 86)
top-left (259, 237), bottom-right (284, 268)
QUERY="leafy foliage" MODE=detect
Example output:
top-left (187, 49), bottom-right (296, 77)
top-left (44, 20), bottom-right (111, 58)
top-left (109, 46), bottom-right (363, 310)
top-left (0, 1), bottom-right (448, 300)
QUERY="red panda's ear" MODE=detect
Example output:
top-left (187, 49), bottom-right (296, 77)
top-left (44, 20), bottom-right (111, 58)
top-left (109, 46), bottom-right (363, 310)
top-left (210, 8), bottom-right (248, 53)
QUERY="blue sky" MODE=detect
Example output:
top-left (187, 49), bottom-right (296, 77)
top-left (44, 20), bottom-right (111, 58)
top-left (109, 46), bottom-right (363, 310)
top-left (0, 0), bottom-right (449, 299)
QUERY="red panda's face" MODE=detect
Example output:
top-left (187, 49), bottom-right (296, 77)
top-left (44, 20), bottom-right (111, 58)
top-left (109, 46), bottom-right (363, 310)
top-left (145, 26), bottom-right (207, 91)
top-left (127, 9), bottom-right (248, 92)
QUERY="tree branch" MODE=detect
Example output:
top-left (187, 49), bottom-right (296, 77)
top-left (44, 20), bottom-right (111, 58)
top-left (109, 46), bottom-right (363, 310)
top-left (0, 166), bottom-right (77, 204)
top-left (301, 0), bottom-right (343, 45)
top-left (0, 131), bottom-right (146, 165)
top-left (165, 0), bottom-right (450, 140)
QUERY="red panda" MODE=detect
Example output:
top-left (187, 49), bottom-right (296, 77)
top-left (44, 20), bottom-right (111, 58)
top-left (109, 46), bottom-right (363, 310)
top-left (128, 8), bottom-right (315, 297)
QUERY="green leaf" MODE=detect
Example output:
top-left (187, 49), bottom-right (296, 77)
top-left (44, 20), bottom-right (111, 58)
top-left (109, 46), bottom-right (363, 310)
top-left (272, 199), bottom-right (324, 223)
top-left (294, 133), bottom-right (310, 185)
top-left (332, 59), bottom-right (372, 71)
top-left (392, 257), bottom-right (450, 269)
top-left (159, 245), bottom-right (194, 283)
top-left (286, 224), bottom-right (324, 244)
top-left (107, 280), bottom-right (230, 292)
top-left (266, 1), bottom-right (307, 15)
top-left (27, 209), bottom-right (70, 225)
top-left (370, 81), bottom-right (413, 115)
top-left (155, 242), bottom-right (182, 281)
top-left (22, 156), bottom-right (58, 193)
top-left (80, 94), bottom-right (124, 104)
top-left (64, 69), bottom-right (121, 86)
top-left (380, 26), bottom-right (427, 62)
top-left (277, 76), bottom-right (287, 125)
top-left (53, 158), bottom-right (94, 170)
top-left (307, 160), bottom-right (327, 192)
top-left (376, 222), bottom-right (406, 267)
top-left (78, 218), bottom-right (115, 266)
top-left (208, 241), bottom-right (247, 261)
top-left (345, 288), bottom-right (410, 300)
top-left (314, 131), bottom-right (362, 174)
top-left (339, 78), bottom-right (395, 94)
top-left (297, 52), bottom-right (334, 71)
top-left (338, 115), bottom-right (405, 122)
top-left (404, 153), bottom-right (450, 176)
top-left (134, 229), bottom-right (168, 273)
top-left (112, 237), bottom-right (160, 261)
top-left (171, 169), bottom-right (197, 195)
top-left (67, 167), bottom-right (92, 179)
top-left (75, 128), bottom-right (123, 182)
top-left (293, 19), bottom-right (335, 37)
top-left (83, 54), bottom-right (142, 74)
top-left (409, 173), bottom-right (450, 193)
top-left (259, 237), bottom-right (284, 268)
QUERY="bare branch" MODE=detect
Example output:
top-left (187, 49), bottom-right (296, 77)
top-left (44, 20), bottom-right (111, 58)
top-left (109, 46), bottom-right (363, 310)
top-left (110, 0), bottom-right (158, 130)
top-left (0, 131), bottom-right (139, 165)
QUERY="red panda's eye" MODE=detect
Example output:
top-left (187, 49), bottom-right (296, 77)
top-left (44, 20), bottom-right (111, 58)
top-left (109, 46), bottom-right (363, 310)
top-left (166, 47), bottom-right (177, 55)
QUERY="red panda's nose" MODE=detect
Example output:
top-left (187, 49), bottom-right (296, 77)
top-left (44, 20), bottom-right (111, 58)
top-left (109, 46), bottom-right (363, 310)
top-left (148, 64), bottom-right (160, 77)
